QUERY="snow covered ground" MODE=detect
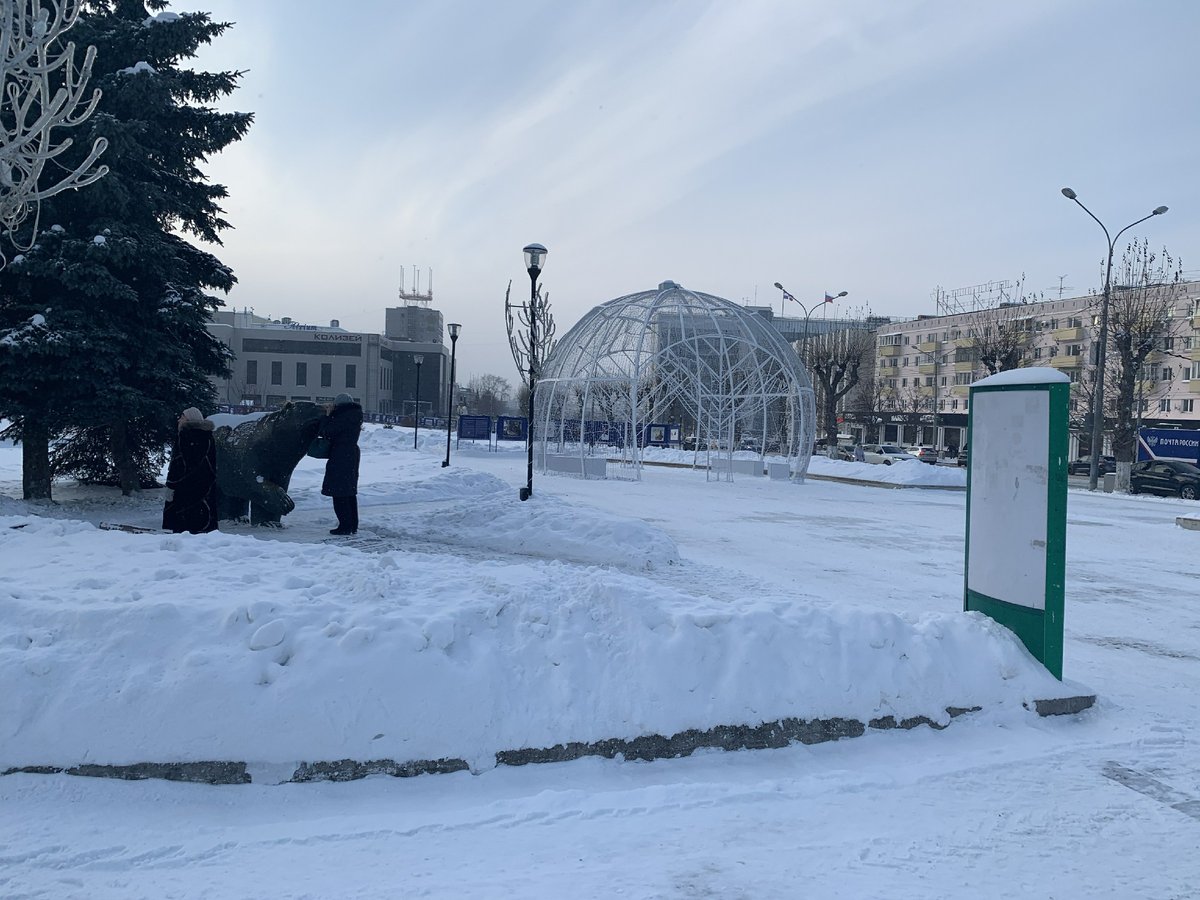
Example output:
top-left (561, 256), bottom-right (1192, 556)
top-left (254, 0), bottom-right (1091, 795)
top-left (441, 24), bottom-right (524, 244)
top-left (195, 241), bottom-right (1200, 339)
top-left (2, 425), bottom-right (1198, 899)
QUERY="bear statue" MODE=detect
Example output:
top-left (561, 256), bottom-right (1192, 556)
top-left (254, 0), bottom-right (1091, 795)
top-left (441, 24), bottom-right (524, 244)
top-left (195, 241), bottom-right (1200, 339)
top-left (213, 401), bottom-right (325, 525)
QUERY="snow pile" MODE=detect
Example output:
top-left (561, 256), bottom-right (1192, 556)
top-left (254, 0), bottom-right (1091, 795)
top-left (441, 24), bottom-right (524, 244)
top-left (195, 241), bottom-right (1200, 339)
top-left (1, 507), bottom-right (1060, 773)
top-left (807, 456), bottom-right (967, 487)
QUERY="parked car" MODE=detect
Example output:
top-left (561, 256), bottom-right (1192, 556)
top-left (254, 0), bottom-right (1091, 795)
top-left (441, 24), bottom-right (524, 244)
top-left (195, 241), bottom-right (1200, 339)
top-left (861, 444), bottom-right (917, 465)
top-left (1067, 455), bottom-right (1116, 476)
top-left (912, 446), bottom-right (939, 465)
top-left (1130, 460), bottom-right (1200, 499)
top-left (956, 445), bottom-right (969, 467)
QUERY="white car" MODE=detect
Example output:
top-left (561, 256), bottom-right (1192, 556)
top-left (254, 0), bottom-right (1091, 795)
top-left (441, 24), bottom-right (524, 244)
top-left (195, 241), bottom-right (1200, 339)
top-left (861, 444), bottom-right (917, 465)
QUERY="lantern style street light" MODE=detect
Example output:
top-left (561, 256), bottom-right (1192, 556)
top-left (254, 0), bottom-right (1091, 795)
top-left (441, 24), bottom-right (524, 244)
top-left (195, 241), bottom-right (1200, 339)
top-left (507, 242), bottom-right (549, 501)
top-left (442, 323), bottom-right (461, 467)
top-left (1060, 187), bottom-right (1168, 490)
top-left (412, 353), bottom-right (424, 450)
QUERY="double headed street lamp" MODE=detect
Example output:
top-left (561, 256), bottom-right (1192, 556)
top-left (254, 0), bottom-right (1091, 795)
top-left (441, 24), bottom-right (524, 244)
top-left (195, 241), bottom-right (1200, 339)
top-left (412, 353), bottom-right (424, 450)
top-left (442, 323), bottom-right (461, 468)
top-left (773, 281), bottom-right (848, 361)
top-left (1060, 187), bottom-right (1168, 491)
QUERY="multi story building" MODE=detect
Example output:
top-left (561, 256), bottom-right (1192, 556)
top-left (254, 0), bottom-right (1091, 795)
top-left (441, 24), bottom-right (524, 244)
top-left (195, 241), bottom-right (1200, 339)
top-left (858, 280), bottom-right (1200, 456)
top-left (208, 305), bottom-right (451, 418)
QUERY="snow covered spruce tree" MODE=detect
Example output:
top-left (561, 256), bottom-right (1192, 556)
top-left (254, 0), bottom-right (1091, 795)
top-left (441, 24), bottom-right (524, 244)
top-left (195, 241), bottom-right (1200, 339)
top-left (0, 0), bottom-right (251, 498)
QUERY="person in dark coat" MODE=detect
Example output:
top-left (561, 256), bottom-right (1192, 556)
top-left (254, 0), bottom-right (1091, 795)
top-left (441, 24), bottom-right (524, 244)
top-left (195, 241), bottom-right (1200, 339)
top-left (162, 407), bottom-right (219, 534)
top-left (320, 393), bottom-right (363, 535)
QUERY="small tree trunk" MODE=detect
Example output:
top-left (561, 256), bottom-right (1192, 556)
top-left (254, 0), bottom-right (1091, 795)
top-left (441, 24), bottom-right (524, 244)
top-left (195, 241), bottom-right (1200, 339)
top-left (108, 420), bottom-right (140, 496)
top-left (21, 418), bottom-right (53, 500)
top-left (1115, 460), bottom-right (1132, 493)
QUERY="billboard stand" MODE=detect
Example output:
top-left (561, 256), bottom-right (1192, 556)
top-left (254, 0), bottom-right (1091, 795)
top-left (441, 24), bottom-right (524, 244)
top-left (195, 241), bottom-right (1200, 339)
top-left (965, 368), bottom-right (1071, 679)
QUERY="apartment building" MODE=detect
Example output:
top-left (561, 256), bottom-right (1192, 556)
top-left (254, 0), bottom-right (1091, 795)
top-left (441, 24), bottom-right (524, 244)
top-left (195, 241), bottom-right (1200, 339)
top-left (860, 281), bottom-right (1200, 457)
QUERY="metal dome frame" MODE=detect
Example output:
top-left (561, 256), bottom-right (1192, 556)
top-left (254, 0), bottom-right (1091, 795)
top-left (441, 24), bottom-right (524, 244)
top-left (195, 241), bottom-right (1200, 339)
top-left (534, 281), bottom-right (816, 480)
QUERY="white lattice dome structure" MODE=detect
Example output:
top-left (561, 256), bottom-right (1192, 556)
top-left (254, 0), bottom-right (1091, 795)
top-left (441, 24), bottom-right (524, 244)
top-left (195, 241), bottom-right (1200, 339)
top-left (534, 281), bottom-right (816, 478)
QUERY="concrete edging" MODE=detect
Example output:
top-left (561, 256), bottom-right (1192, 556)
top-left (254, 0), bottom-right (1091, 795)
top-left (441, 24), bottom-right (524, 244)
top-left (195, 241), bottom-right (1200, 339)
top-left (2, 694), bottom-right (1095, 786)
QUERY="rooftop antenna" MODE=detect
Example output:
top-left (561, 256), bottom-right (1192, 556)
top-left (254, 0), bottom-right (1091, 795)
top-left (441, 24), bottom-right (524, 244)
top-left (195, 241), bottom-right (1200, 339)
top-left (1057, 275), bottom-right (1071, 299)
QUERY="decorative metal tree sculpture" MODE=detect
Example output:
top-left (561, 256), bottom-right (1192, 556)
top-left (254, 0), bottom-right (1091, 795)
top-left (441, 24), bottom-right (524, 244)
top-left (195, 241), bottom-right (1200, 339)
top-left (505, 242), bottom-right (556, 500)
top-left (1, 0), bottom-right (109, 263)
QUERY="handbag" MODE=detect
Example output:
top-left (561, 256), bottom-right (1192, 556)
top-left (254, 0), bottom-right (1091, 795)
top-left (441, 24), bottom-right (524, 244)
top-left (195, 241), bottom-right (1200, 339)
top-left (307, 435), bottom-right (332, 459)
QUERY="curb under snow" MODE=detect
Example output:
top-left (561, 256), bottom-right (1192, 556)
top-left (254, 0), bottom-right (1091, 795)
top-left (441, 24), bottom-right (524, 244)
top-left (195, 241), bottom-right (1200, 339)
top-left (2, 693), bottom-right (1095, 786)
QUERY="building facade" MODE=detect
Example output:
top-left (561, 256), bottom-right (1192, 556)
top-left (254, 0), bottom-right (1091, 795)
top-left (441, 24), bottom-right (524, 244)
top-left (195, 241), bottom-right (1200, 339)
top-left (208, 308), bottom-right (451, 417)
top-left (855, 281), bottom-right (1200, 456)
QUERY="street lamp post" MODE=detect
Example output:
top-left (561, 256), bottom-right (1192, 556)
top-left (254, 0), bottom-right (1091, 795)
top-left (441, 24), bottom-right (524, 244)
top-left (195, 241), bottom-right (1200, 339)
top-left (1060, 187), bottom-right (1168, 491)
top-left (773, 282), bottom-right (848, 361)
top-left (412, 353), bottom-right (424, 450)
top-left (774, 282), bottom-right (848, 448)
top-left (520, 243), bottom-right (546, 501)
top-left (442, 323), bottom-right (461, 467)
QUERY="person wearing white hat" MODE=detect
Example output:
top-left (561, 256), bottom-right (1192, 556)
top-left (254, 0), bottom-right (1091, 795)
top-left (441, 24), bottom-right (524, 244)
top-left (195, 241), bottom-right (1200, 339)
top-left (162, 407), bottom-right (218, 533)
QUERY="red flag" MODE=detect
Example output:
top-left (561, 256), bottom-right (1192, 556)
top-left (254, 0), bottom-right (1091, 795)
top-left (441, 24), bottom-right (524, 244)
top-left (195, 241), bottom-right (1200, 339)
top-left (823, 293), bottom-right (836, 303)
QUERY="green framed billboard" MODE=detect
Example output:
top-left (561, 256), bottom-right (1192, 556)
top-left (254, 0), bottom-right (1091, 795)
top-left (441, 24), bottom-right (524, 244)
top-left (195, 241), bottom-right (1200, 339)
top-left (965, 369), bottom-right (1069, 680)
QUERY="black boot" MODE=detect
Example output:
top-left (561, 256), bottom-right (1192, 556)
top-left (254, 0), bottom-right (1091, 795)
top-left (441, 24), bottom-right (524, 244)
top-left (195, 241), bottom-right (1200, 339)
top-left (330, 496), bottom-right (358, 535)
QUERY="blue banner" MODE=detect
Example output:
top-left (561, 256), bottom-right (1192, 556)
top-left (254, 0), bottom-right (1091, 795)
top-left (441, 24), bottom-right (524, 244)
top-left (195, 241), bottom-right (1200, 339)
top-left (458, 415), bottom-right (492, 440)
top-left (1138, 427), bottom-right (1200, 463)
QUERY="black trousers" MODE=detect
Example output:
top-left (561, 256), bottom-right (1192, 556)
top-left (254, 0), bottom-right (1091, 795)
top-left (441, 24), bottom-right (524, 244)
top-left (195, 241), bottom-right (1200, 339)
top-left (332, 495), bottom-right (358, 532)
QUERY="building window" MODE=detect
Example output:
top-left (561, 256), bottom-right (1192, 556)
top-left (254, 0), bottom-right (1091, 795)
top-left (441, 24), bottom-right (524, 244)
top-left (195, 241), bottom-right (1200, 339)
top-left (1163, 336), bottom-right (1175, 351)
top-left (901, 378), bottom-right (907, 387)
top-left (1033, 347), bottom-right (1042, 359)
top-left (940, 376), bottom-right (947, 386)
top-left (1183, 399), bottom-right (1195, 413)
top-left (346, 364), bottom-right (357, 389)
top-left (1160, 398), bottom-right (1171, 412)
top-left (1068, 370), bottom-right (1081, 383)
top-left (271, 360), bottom-right (282, 385)
top-left (321, 363), bottom-right (332, 387)
top-left (296, 362), bottom-right (307, 386)
top-left (925, 376), bottom-right (934, 386)
top-left (951, 399), bottom-right (958, 410)
top-left (1162, 367), bottom-right (1173, 381)
top-left (1067, 344), bottom-right (1081, 356)
top-left (1184, 367), bottom-right (1191, 383)
top-left (246, 360), bottom-right (257, 384)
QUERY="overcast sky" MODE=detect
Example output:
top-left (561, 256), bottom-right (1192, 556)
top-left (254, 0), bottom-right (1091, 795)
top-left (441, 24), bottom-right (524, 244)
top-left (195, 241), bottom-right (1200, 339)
top-left (187, 0), bottom-right (1199, 382)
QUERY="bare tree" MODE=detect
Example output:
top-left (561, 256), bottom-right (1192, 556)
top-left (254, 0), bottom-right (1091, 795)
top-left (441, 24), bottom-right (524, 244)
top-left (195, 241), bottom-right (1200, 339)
top-left (802, 313), bottom-right (876, 450)
top-left (1, 0), bottom-right (108, 262)
top-left (966, 302), bottom-right (1036, 375)
top-left (845, 368), bottom-right (885, 443)
top-left (1102, 240), bottom-right (1185, 489)
top-left (466, 373), bottom-right (512, 418)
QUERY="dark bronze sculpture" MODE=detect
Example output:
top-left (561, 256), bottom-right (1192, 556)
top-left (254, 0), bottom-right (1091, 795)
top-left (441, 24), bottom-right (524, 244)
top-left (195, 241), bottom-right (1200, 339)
top-left (213, 401), bottom-right (324, 525)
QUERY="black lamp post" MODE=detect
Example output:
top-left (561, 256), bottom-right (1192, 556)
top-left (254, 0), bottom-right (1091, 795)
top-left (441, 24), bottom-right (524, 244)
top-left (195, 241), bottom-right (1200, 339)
top-left (442, 323), bottom-right (461, 467)
top-left (1061, 187), bottom-right (1167, 491)
top-left (519, 243), bottom-right (546, 501)
top-left (412, 353), bottom-right (424, 450)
